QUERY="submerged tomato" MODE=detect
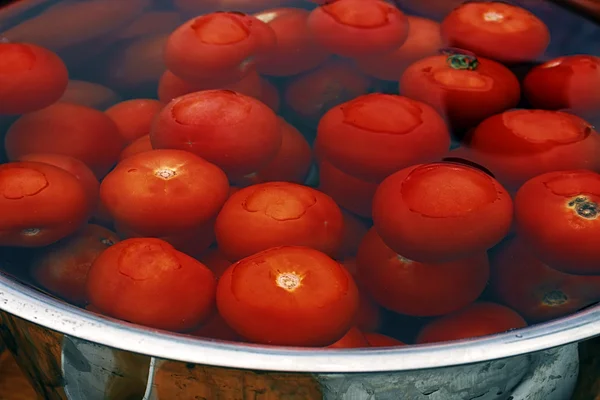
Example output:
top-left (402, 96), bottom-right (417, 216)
top-left (105, 99), bottom-right (163, 143)
top-left (327, 327), bottom-right (369, 348)
top-left (364, 333), bottom-right (405, 347)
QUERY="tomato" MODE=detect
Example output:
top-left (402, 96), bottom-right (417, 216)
top-left (440, 2), bottom-right (550, 64)
top-left (316, 93), bottom-right (451, 183)
top-left (337, 211), bottom-right (369, 260)
top-left (357, 228), bottom-right (489, 316)
top-left (490, 237), bottom-right (600, 322)
top-left (327, 327), bottom-right (369, 348)
top-left (0, 43), bottom-right (68, 115)
top-left (466, 110), bottom-right (600, 191)
top-left (254, 8), bottom-right (329, 76)
top-left (364, 333), bottom-right (405, 347)
top-left (115, 11), bottom-right (182, 41)
top-left (307, 0), bottom-right (409, 57)
top-left (356, 16), bottom-right (444, 81)
top-left (373, 162), bottom-right (513, 263)
top-left (341, 258), bottom-right (382, 333)
top-left (5, 102), bottom-right (125, 178)
top-left (416, 302), bottom-right (527, 344)
top-left (215, 182), bottom-right (344, 261)
top-left (0, 161), bottom-right (90, 247)
top-left (150, 90), bottom-right (282, 177)
top-left (59, 80), bottom-right (121, 110)
top-left (515, 170), bottom-right (600, 274)
top-left (157, 69), bottom-right (262, 104)
top-left (164, 12), bottom-right (276, 83)
top-left (101, 149), bottom-right (228, 237)
top-left (30, 224), bottom-right (119, 306)
top-left (318, 159), bottom-right (378, 218)
top-left (87, 238), bottom-right (216, 332)
top-left (198, 248), bottom-right (232, 280)
top-left (105, 99), bottom-right (163, 143)
top-left (119, 135), bottom-right (153, 161)
top-left (392, 0), bottom-right (463, 20)
top-left (216, 246), bottom-right (359, 346)
top-left (283, 61), bottom-right (372, 128)
top-left (189, 312), bottom-right (241, 342)
top-left (400, 54), bottom-right (520, 133)
top-left (258, 78), bottom-right (280, 112)
top-left (524, 55), bottom-right (600, 115)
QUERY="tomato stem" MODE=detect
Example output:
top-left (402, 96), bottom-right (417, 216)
top-left (542, 290), bottom-right (568, 306)
top-left (446, 54), bottom-right (479, 71)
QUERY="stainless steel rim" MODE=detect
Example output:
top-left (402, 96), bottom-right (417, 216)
top-left (1, 273), bottom-right (599, 373)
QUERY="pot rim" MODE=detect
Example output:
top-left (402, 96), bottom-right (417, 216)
top-left (1, 272), bottom-right (599, 373)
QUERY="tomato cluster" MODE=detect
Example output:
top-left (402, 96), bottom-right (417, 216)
top-left (1, 0), bottom-right (599, 350)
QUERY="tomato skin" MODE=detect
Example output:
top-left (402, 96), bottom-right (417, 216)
top-left (307, 0), bottom-right (409, 57)
top-left (327, 327), bottom-right (369, 348)
top-left (364, 333), bottom-right (405, 347)
top-left (515, 170), bottom-right (600, 274)
top-left (466, 110), bottom-right (600, 191)
top-left (258, 78), bottom-right (280, 112)
top-left (5, 102), bottom-right (125, 178)
top-left (30, 224), bottom-right (119, 306)
top-left (150, 90), bottom-right (282, 177)
top-left (341, 258), bottom-right (382, 332)
top-left (316, 94), bottom-right (451, 183)
top-left (87, 238), bottom-right (216, 332)
top-left (440, 2), bottom-right (550, 64)
top-left (400, 55), bottom-right (520, 132)
top-left (59, 80), bottom-right (121, 110)
top-left (336, 212), bottom-right (369, 260)
top-left (119, 135), bottom-right (153, 161)
top-left (490, 237), bottom-right (600, 323)
top-left (216, 246), bottom-right (359, 346)
top-left (215, 182), bottom-right (344, 261)
top-left (0, 43), bottom-right (69, 115)
top-left (105, 99), bottom-right (163, 143)
top-left (416, 302), bottom-right (527, 344)
top-left (189, 312), bottom-right (241, 342)
top-left (357, 228), bottom-right (490, 316)
top-left (524, 55), bottom-right (600, 115)
top-left (373, 162), bottom-right (513, 263)
top-left (101, 149), bottom-right (229, 237)
top-left (0, 161), bottom-right (90, 247)
top-left (198, 248), bottom-right (232, 280)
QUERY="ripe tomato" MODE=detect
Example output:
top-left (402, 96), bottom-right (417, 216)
top-left (0, 161), bottom-right (90, 247)
top-left (254, 8), bottom-right (330, 76)
top-left (5, 102), bottom-right (125, 178)
top-left (337, 211), bottom-right (370, 260)
top-left (327, 327), bottom-right (369, 348)
top-left (357, 228), bottom-right (490, 316)
top-left (400, 54), bottom-right (520, 132)
top-left (87, 238), bottom-right (216, 332)
top-left (150, 90), bottom-right (282, 177)
top-left (258, 78), bottom-right (280, 112)
top-left (119, 135), bottom-right (153, 161)
top-left (356, 16), bottom-right (444, 81)
top-left (198, 248), bottom-right (232, 280)
top-left (490, 237), bottom-right (600, 323)
top-left (373, 162), bottom-right (513, 263)
top-left (101, 149), bottom-right (228, 236)
top-left (215, 182), bottom-right (344, 261)
top-left (216, 246), bottom-right (359, 346)
top-left (466, 110), bottom-right (600, 191)
top-left (524, 55), bottom-right (600, 115)
top-left (105, 99), bottom-right (163, 143)
top-left (364, 333), bottom-right (405, 347)
top-left (515, 170), bottom-right (600, 274)
top-left (440, 2), bottom-right (550, 64)
top-left (307, 0), bottom-right (409, 57)
top-left (30, 224), bottom-right (119, 306)
top-left (59, 80), bottom-right (121, 110)
top-left (189, 312), bottom-right (241, 342)
top-left (416, 302), bottom-right (527, 344)
top-left (341, 258), bottom-right (382, 333)
top-left (316, 94), bottom-right (451, 183)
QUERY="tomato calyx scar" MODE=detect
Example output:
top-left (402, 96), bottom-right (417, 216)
top-left (101, 238), bottom-right (115, 246)
top-left (276, 271), bottom-right (303, 292)
top-left (542, 290), bottom-right (568, 306)
top-left (21, 228), bottom-right (40, 236)
top-left (567, 196), bottom-right (599, 220)
top-left (446, 54), bottom-right (479, 71)
top-left (155, 168), bottom-right (177, 180)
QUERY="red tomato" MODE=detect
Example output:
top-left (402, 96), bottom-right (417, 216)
top-left (307, 0), bottom-right (409, 57)
top-left (337, 211), bottom-right (369, 260)
top-left (316, 93), bottom-right (450, 183)
top-left (119, 135), bottom-right (153, 161)
top-left (440, 2), bottom-right (549, 64)
top-left (524, 55), bottom-right (600, 115)
top-left (400, 54), bottom-right (520, 132)
top-left (318, 159), bottom-right (378, 218)
top-left (157, 69), bottom-right (262, 104)
top-left (164, 12), bottom-right (276, 83)
top-left (258, 78), bottom-right (280, 112)
top-left (87, 238), bottom-right (216, 332)
top-left (466, 110), bottom-right (600, 191)
top-left (0, 42), bottom-right (68, 115)
top-left (364, 333), bottom-right (405, 347)
top-left (515, 170), bottom-right (600, 274)
top-left (105, 99), bottom-right (163, 143)
top-left (341, 258), bottom-right (382, 333)
top-left (0, 161), bottom-right (90, 247)
top-left (491, 237), bottom-right (600, 322)
top-left (373, 162), bottom-right (513, 263)
top-left (5, 102), bottom-right (125, 178)
top-left (216, 246), bottom-right (359, 346)
top-left (189, 312), bottom-right (241, 342)
top-left (392, 0), bottom-right (463, 20)
top-left (356, 16), bottom-right (444, 81)
top-left (198, 248), bottom-right (232, 280)
top-left (357, 228), bottom-right (490, 316)
top-left (150, 90), bottom-right (282, 177)
top-left (254, 8), bottom-right (330, 76)
top-left (30, 224), bottom-right (119, 306)
top-left (59, 80), bottom-right (121, 110)
top-left (215, 182), bottom-right (344, 261)
top-left (327, 327), bottom-right (369, 348)
top-left (416, 302), bottom-right (527, 344)
top-left (101, 149), bottom-right (229, 236)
